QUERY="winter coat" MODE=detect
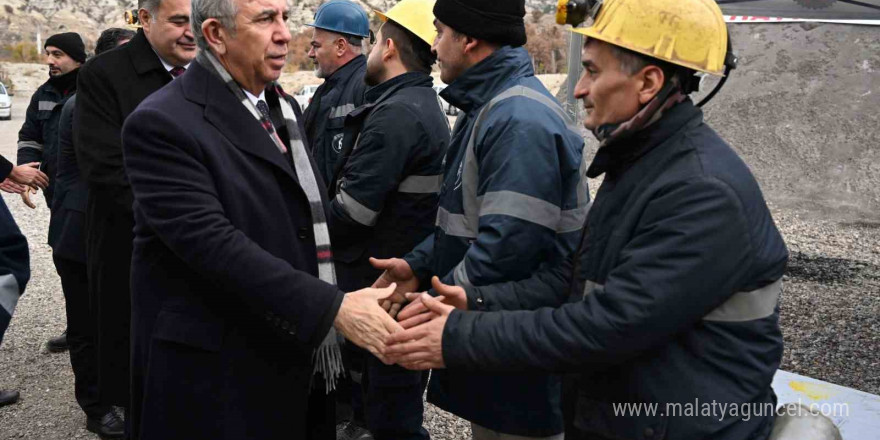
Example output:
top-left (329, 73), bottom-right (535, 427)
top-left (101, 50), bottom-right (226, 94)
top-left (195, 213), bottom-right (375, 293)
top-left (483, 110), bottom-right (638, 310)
top-left (328, 71), bottom-right (449, 292)
top-left (48, 95), bottom-right (88, 262)
top-left (303, 55), bottom-right (367, 185)
top-left (403, 46), bottom-right (588, 436)
top-left (0, 157), bottom-right (30, 343)
top-left (17, 72), bottom-right (77, 206)
top-left (445, 100), bottom-right (789, 440)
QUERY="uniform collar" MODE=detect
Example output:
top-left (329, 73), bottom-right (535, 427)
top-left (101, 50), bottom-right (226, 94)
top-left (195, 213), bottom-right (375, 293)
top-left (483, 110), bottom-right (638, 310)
top-left (364, 71), bottom-right (432, 104)
top-left (440, 46), bottom-right (534, 113)
top-left (587, 99), bottom-right (703, 179)
top-left (325, 55), bottom-right (367, 85)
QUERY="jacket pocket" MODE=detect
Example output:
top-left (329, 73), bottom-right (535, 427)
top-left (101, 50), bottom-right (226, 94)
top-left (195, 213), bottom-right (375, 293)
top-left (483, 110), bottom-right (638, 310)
top-left (152, 309), bottom-right (225, 352)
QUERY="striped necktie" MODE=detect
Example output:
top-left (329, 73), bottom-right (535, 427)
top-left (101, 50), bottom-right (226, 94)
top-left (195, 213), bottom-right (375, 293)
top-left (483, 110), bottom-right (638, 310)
top-left (170, 66), bottom-right (186, 77)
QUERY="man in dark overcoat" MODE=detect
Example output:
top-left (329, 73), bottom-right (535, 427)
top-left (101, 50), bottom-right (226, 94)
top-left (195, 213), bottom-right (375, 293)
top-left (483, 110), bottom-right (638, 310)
top-left (73, 0), bottom-right (196, 415)
top-left (121, 0), bottom-right (402, 439)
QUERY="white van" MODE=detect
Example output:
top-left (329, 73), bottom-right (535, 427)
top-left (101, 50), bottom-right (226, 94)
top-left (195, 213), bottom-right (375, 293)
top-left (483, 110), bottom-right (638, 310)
top-left (0, 82), bottom-right (11, 120)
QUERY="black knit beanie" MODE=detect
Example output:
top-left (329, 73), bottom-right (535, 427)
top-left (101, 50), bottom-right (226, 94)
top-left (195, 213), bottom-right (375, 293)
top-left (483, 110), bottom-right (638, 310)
top-left (44, 32), bottom-right (86, 64)
top-left (433, 0), bottom-right (526, 47)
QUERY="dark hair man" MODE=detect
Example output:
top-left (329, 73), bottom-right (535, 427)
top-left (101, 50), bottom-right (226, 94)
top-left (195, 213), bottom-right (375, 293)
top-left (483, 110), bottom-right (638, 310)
top-left (386, 1), bottom-right (789, 440)
top-left (16, 32), bottom-right (84, 210)
top-left (371, 0), bottom-right (588, 438)
top-left (303, 0), bottom-right (370, 185)
top-left (47, 27), bottom-right (134, 439)
top-left (327, 1), bottom-right (449, 439)
top-left (15, 31), bottom-right (84, 359)
top-left (121, 0), bottom-right (402, 438)
top-left (74, 0), bottom-right (197, 421)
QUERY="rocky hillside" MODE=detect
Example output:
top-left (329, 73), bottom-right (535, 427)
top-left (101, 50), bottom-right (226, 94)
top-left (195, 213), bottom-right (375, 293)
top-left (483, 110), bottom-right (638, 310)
top-left (0, 0), bottom-right (558, 47)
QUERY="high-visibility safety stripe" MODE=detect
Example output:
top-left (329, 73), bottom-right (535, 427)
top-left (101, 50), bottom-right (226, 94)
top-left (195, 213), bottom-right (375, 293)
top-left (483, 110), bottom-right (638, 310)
top-left (336, 190), bottom-right (380, 227)
top-left (479, 190), bottom-right (564, 231)
top-left (703, 279), bottom-right (782, 322)
top-left (38, 101), bottom-right (58, 112)
top-left (582, 279), bottom-right (783, 323)
top-left (436, 85), bottom-right (589, 239)
top-left (0, 274), bottom-right (20, 318)
top-left (436, 207), bottom-right (475, 238)
top-left (330, 103), bottom-right (356, 119)
top-left (17, 140), bottom-right (43, 151)
top-left (452, 260), bottom-right (473, 289)
top-left (398, 175), bottom-right (442, 194)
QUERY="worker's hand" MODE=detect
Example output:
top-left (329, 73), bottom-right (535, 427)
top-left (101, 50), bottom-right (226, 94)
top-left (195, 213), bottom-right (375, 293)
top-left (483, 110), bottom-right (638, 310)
top-left (334, 284), bottom-right (404, 364)
top-left (0, 178), bottom-right (27, 194)
top-left (397, 277), bottom-right (468, 326)
top-left (370, 257), bottom-right (419, 318)
top-left (385, 293), bottom-right (452, 370)
top-left (9, 162), bottom-right (48, 190)
top-left (20, 187), bottom-right (37, 209)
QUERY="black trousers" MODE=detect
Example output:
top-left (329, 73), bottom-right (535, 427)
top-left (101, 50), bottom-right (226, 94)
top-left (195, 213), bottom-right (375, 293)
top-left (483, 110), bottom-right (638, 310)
top-left (85, 190), bottom-right (132, 407)
top-left (363, 355), bottom-right (430, 440)
top-left (53, 254), bottom-right (110, 419)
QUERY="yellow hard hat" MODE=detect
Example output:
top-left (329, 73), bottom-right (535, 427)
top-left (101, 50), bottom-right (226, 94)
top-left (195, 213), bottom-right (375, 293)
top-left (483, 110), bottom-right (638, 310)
top-left (571, 0), bottom-right (729, 76)
top-left (375, 0), bottom-right (438, 47)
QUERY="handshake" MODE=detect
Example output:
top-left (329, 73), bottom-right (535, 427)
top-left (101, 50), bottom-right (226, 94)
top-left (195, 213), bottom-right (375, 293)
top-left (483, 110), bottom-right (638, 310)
top-left (333, 257), bottom-right (465, 370)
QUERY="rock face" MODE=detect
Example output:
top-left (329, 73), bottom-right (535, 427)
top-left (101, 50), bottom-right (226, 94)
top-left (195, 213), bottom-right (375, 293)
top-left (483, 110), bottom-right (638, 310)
top-left (705, 23), bottom-right (880, 221)
top-left (0, 0), bottom-right (560, 47)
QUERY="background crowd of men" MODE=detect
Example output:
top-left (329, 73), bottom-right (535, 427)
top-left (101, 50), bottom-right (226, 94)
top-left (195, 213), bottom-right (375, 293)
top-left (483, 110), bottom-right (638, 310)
top-left (0, 0), bottom-right (790, 440)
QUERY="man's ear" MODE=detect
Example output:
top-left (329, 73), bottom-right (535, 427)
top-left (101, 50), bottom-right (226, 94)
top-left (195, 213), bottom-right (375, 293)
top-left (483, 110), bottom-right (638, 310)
top-left (638, 65), bottom-right (665, 105)
top-left (202, 18), bottom-right (227, 55)
top-left (336, 38), bottom-right (348, 57)
top-left (138, 9), bottom-right (152, 32)
top-left (462, 35), bottom-right (479, 55)
top-left (383, 38), bottom-right (396, 62)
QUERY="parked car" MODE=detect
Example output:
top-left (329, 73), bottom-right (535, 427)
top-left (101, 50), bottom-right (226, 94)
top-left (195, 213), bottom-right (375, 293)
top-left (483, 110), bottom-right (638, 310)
top-left (0, 82), bottom-right (12, 121)
top-left (433, 84), bottom-right (460, 116)
top-left (294, 84), bottom-right (320, 112)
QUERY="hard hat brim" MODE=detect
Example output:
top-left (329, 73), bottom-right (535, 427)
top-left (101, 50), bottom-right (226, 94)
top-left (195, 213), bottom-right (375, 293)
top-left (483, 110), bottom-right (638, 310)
top-left (570, 27), bottom-right (725, 76)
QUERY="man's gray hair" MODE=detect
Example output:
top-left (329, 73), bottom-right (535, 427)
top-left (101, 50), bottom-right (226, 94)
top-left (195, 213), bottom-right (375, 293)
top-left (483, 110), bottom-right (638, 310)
top-left (138, 0), bottom-right (162, 17)
top-left (191, 0), bottom-right (239, 51)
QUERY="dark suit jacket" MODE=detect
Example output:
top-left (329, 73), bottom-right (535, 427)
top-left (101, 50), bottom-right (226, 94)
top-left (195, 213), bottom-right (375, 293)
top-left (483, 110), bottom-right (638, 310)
top-left (49, 96), bottom-right (87, 262)
top-left (74, 28), bottom-right (171, 212)
top-left (122, 60), bottom-right (345, 440)
top-left (73, 28), bottom-right (174, 404)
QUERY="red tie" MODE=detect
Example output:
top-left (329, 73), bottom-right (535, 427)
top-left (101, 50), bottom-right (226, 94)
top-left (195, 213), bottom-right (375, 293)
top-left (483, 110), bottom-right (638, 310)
top-left (170, 66), bottom-right (186, 78)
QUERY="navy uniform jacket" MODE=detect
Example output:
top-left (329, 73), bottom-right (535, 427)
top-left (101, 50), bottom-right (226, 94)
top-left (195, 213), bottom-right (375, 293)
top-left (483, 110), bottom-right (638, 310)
top-left (446, 100), bottom-right (788, 440)
top-left (17, 72), bottom-right (77, 206)
top-left (303, 55), bottom-right (367, 185)
top-left (404, 46), bottom-right (588, 436)
top-left (327, 71), bottom-right (449, 292)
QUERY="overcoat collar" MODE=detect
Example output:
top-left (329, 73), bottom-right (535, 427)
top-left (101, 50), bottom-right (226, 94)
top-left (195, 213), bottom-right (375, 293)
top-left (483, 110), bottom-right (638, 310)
top-left (181, 60), bottom-right (299, 184)
top-left (127, 29), bottom-right (169, 78)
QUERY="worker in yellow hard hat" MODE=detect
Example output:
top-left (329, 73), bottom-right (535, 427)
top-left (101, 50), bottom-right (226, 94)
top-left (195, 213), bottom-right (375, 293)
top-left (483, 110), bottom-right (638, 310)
top-left (383, 1), bottom-right (790, 440)
top-left (327, 1), bottom-right (450, 440)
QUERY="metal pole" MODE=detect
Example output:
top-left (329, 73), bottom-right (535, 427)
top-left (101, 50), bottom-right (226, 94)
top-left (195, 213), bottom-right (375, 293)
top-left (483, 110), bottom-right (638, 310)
top-left (563, 31), bottom-right (584, 123)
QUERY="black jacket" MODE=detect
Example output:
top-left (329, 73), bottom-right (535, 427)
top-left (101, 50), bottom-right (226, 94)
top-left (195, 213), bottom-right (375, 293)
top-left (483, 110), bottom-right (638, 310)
top-left (17, 70), bottom-right (77, 205)
top-left (445, 100), bottom-right (788, 440)
top-left (327, 72), bottom-right (449, 292)
top-left (122, 60), bottom-right (344, 440)
top-left (48, 96), bottom-right (87, 262)
top-left (303, 55), bottom-right (367, 185)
